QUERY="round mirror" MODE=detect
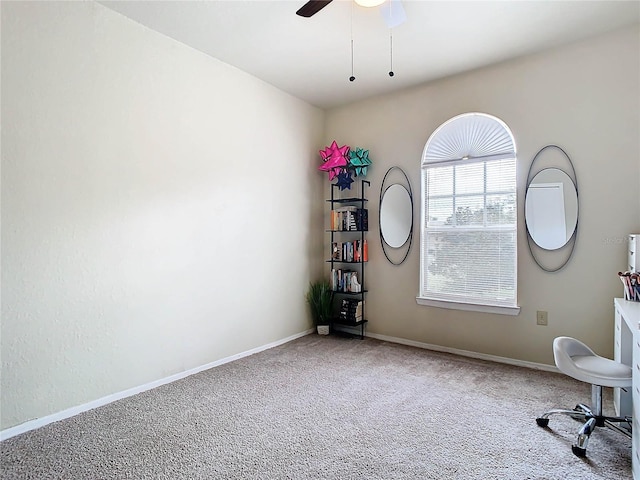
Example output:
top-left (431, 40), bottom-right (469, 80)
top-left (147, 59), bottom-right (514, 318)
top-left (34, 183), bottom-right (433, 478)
top-left (380, 184), bottom-right (412, 248)
top-left (525, 167), bottom-right (578, 250)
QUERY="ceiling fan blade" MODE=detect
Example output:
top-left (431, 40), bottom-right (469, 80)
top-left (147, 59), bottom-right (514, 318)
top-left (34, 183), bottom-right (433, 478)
top-left (380, 0), bottom-right (406, 28)
top-left (296, 0), bottom-right (333, 18)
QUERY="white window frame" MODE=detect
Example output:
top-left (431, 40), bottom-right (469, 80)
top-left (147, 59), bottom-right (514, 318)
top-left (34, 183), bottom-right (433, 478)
top-left (417, 113), bottom-right (520, 315)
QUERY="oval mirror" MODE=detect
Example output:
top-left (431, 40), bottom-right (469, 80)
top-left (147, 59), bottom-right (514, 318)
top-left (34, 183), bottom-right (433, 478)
top-left (380, 184), bottom-right (412, 248)
top-left (525, 167), bottom-right (578, 250)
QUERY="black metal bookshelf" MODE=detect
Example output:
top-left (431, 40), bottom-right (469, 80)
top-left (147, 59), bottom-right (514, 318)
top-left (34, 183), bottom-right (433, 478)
top-left (327, 180), bottom-right (370, 339)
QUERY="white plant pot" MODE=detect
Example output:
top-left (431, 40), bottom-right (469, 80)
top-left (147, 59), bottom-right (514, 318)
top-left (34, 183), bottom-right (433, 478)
top-left (317, 325), bottom-right (330, 335)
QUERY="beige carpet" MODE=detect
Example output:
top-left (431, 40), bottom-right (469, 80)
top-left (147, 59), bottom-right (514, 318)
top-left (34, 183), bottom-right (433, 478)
top-left (0, 335), bottom-right (632, 479)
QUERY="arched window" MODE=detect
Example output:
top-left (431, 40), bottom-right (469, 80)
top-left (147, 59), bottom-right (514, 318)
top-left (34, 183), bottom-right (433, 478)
top-left (417, 113), bottom-right (519, 315)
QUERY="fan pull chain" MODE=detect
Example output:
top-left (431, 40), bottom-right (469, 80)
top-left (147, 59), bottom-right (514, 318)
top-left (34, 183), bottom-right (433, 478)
top-left (349, 2), bottom-right (355, 82)
top-left (389, 30), bottom-right (394, 77)
top-left (350, 39), bottom-right (356, 82)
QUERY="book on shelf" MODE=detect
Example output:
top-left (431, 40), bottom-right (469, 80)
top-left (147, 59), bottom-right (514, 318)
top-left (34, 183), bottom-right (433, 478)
top-left (332, 242), bottom-right (341, 260)
top-left (330, 240), bottom-right (364, 262)
top-left (330, 206), bottom-right (367, 231)
top-left (330, 269), bottom-right (362, 293)
top-left (338, 299), bottom-right (365, 322)
top-left (356, 208), bottom-right (368, 231)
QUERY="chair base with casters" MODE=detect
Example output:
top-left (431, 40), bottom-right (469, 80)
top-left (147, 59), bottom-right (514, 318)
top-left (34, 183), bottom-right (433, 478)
top-left (536, 336), bottom-right (632, 457)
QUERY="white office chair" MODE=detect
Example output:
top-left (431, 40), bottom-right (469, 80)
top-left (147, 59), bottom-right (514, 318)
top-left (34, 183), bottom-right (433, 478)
top-left (536, 336), bottom-right (632, 457)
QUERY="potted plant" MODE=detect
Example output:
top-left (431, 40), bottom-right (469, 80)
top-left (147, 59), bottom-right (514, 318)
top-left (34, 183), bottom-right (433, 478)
top-left (306, 279), bottom-right (333, 335)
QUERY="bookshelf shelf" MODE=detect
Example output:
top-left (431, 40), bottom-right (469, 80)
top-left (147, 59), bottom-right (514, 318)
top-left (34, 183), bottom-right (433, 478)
top-left (327, 180), bottom-right (370, 340)
top-left (326, 260), bottom-right (368, 264)
top-left (331, 318), bottom-right (368, 327)
top-left (326, 198), bottom-right (369, 204)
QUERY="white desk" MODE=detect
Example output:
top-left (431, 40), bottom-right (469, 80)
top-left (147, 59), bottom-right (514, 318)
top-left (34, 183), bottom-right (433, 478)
top-left (614, 298), bottom-right (640, 479)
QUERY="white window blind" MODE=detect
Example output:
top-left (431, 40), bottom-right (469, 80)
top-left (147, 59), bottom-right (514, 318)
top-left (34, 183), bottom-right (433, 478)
top-left (419, 113), bottom-right (518, 312)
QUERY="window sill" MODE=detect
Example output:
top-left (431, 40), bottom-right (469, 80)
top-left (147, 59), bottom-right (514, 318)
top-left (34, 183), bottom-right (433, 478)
top-left (415, 297), bottom-right (520, 316)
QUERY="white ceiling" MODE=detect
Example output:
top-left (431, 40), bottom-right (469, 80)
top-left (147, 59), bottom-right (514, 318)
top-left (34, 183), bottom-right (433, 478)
top-left (99, 0), bottom-right (640, 109)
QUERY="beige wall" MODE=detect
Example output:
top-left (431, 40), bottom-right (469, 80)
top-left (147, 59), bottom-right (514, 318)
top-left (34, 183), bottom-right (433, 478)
top-left (1, 1), bottom-right (325, 430)
top-left (325, 25), bottom-right (640, 366)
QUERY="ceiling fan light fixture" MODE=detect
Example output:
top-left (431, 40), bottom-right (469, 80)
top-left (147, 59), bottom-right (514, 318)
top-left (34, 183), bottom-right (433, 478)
top-left (354, 0), bottom-right (385, 7)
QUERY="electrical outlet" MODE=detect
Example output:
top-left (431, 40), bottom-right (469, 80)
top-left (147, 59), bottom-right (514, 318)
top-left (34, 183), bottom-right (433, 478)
top-left (536, 310), bottom-right (548, 326)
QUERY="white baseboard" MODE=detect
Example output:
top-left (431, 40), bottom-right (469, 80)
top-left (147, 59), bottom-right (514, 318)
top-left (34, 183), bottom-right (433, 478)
top-left (366, 332), bottom-right (559, 373)
top-left (0, 328), bottom-right (314, 442)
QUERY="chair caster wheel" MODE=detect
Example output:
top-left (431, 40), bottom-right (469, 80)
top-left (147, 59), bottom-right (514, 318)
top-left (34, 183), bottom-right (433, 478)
top-left (572, 445), bottom-right (587, 457)
top-left (536, 418), bottom-right (549, 427)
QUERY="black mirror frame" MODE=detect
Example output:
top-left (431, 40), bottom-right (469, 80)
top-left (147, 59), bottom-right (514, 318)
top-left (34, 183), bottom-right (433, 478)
top-left (525, 145), bottom-right (579, 272)
top-left (379, 166), bottom-right (413, 266)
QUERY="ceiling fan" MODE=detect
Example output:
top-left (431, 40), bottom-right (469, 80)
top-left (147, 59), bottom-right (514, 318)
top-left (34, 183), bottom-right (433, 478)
top-left (296, 0), bottom-right (333, 18)
top-left (296, 0), bottom-right (406, 28)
